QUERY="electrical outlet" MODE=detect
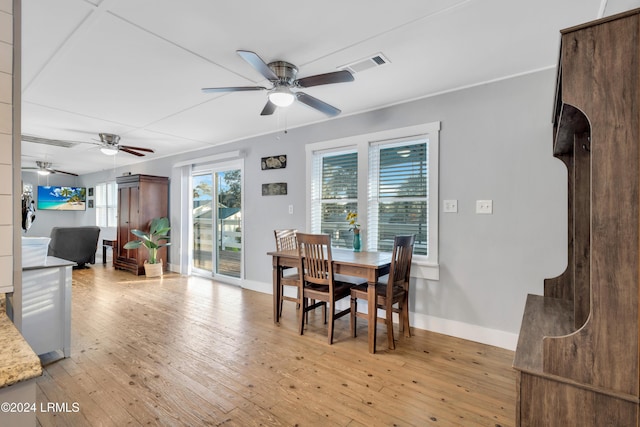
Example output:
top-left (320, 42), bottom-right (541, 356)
top-left (288, 205), bottom-right (294, 215)
top-left (443, 200), bottom-right (458, 213)
top-left (476, 200), bottom-right (493, 214)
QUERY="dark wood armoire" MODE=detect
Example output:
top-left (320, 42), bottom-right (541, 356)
top-left (513, 9), bottom-right (640, 426)
top-left (114, 174), bottom-right (169, 275)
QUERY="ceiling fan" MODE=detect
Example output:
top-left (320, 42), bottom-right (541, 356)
top-left (21, 133), bottom-right (155, 157)
top-left (22, 161), bottom-right (78, 176)
top-left (95, 133), bottom-right (154, 157)
top-left (202, 50), bottom-right (354, 117)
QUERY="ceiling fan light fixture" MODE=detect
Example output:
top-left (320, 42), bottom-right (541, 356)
top-left (37, 169), bottom-right (50, 176)
top-left (101, 146), bottom-right (118, 156)
top-left (268, 86), bottom-right (295, 107)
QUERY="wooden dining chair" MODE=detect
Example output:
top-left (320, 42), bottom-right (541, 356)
top-left (296, 232), bottom-right (365, 344)
top-left (274, 229), bottom-right (301, 317)
top-left (350, 235), bottom-right (415, 350)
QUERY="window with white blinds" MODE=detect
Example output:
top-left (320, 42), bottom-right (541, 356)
top-left (95, 181), bottom-right (117, 227)
top-left (369, 139), bottom-right (428, 255)
top-left (310, 149), bottom-right (358, 248)
top-left (307, 121), bottom-right (439, 267)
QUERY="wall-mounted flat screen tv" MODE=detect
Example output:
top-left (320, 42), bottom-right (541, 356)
top-left (37, 186), bottom-right (87, 211)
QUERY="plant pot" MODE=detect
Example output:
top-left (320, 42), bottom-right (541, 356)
top-left (144, 259), bottom-right (163, 278)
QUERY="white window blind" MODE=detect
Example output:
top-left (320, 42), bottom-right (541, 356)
top-left (310, 149), bottom-right (358, 248)
top-left (96, 181), bottom-right (117, 227)
top-left (369, 139), bottom-right (428, 255)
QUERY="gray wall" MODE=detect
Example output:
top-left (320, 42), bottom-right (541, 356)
top-left (22, 68), bottom-right (567, 348)
top-left (21, 172), bottom-right (87, 237)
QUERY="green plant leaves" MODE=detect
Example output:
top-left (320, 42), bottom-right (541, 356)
top-left (123, 217), bottom-right (172, 264)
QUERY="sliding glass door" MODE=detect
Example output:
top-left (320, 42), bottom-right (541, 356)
top-left (192, 162), bottom-right (242, 280)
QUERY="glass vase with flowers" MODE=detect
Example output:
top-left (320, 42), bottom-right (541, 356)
top-left (346, 211), bottom-right (361, 252)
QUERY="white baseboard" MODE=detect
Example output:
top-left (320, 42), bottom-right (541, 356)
top-left (242, 279), bottom-right (272, 294)
top-left (411, 311), bottom-right (518, 351)
top-left (243, 279), bottom-right (518, 351)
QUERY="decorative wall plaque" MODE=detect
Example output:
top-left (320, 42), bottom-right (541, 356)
top-left (261, 155), bottom-right (287, 170)
top-left (262, 182), bottom-right (287, 196)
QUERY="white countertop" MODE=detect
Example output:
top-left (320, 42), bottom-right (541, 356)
top-left (22, 256), bottom-right (76, 271)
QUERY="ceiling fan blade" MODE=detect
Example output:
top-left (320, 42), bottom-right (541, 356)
top-left (260, 100), bottom-right (277, 116)
top-left (119, 148), bottom-right (146, 157)
top-left (120, 145), bottom-right (154, 153)
top-left (201, 86), bottom-right (267, 93)
top-left (51, 169), bottom-right (78, 177)
top-left (296, 70), bottom-right (354, 88)
top-left (237, 50), bottom-right (278, 81)
top-left (296, 92), bottom-right (341, 117)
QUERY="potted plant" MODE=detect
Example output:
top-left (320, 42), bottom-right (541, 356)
top-left (123, 217), bottom-right (171, 277)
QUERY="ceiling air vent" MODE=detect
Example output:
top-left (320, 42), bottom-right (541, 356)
top-left (21, 134), bottom-right (78, 148)
top-left (341, 53), bottom-right (390, 74)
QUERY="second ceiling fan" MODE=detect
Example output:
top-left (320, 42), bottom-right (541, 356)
top-left (202, 50), bottom-right (354, 117)
top-left (21, 133), bottom-right (155, 157)
top-left (22, 160), bottom-right (78, 176)
top-left (96, 133), bottom-right (154, 157)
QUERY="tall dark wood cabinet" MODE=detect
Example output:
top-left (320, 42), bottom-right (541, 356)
top-left (513, 9), bottom-right (640, 426)
top-left (114, 174), bottom-right (169, 275)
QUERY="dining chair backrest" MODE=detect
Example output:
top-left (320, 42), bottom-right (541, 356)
top-left (273, 229), bottom-right (301, 320)
top-left (296, 232), bottom-right (334, 288)
top-left (386, 235), bottom-right (415, 299)
top-left (274, 229), bottom-right (298, 251)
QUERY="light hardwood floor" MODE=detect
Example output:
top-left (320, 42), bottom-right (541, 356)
top-left (35, 265), bottom-right (516, 426)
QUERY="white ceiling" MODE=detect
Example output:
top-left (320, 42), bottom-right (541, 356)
top-left (19, 0), bottom-right (633, 176)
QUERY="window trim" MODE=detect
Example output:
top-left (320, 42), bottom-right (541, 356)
top-left (306, 122), bottom-right (440, 280)
top-left (368, 136), bottom-right (429, 256)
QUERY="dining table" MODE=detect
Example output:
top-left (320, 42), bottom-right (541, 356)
top-left (267, 247), bottom-right (392, 353)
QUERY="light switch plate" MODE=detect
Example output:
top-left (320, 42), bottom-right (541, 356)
top-left (443, 200), bottom-right (458, 213)
top-left (476, 200), bottom-right (493, 214)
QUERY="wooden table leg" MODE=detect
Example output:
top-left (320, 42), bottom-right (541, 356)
top-left (368, 281), bottom-right (377, 353)
top-left (272, 258), bottom-right (281, 324)
top-left (102, 239), bottom-right (116, 265)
